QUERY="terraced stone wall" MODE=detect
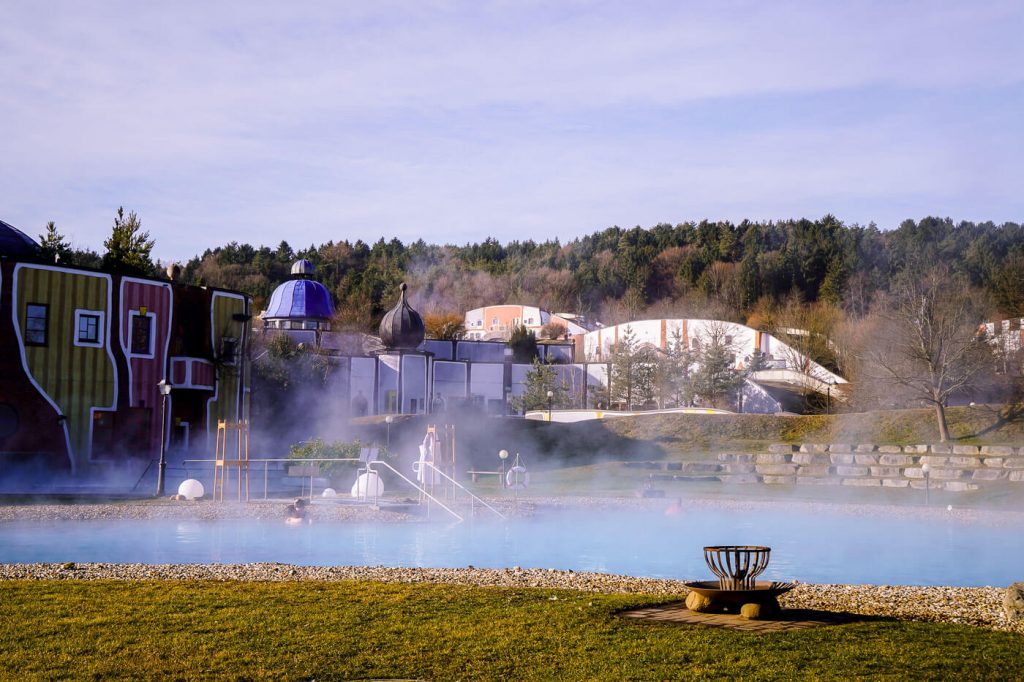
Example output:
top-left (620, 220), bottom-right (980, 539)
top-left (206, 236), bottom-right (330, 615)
top-left (635, 443), bottom-right (1024, 492)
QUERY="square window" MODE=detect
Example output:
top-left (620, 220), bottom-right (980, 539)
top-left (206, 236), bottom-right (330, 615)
top-left (25, 303), bottom-right (48, 346)
top-left (131, 314), bottom-right (154, 356)
top-left (220, 337), bottom-right (237, 365)
top-left (73, 310), bottom-right (104, 348)
top-left (79, 315), bottom-right (99, 343)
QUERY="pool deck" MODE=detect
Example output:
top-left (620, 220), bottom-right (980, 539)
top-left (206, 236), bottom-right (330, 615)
top-left (621, 601), bottom-right (871, 631)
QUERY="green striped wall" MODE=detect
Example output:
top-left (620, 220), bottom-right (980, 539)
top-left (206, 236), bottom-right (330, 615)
top-left (207, 293), bottom-right (247, 432)
top-left (16, 266), bottom-right (116, 469)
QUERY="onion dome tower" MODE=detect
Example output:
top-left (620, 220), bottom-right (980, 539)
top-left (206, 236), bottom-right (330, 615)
top-left (379, 283), bottom-right (424, 350)
top-left (263, 259), bottom-right (335, 330)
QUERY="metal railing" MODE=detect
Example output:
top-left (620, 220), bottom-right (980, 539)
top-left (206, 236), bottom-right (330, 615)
top-left (420, 462), bottom-right (506, 520)
top-left (182, 457), bottom-right (364, 500)
top-left (181, 457), bottom-right (465, 522)
top-left (365, 460), bottom-right (463, 522)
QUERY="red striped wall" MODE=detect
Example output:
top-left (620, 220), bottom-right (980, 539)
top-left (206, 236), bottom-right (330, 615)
top-left (121, 280), bottom-right (172, 454)
top-left (192, 362), bottom-right (215, 387)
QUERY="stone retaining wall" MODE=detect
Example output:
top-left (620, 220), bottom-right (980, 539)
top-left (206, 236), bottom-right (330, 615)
top-left (630, 443), bottom-right (1024, 492)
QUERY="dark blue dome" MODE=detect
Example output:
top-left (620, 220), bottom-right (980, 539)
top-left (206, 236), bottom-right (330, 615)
top-left (264, 279), bottom-right (335, 321)
top-left (0, 220), bottom-right (40, 258)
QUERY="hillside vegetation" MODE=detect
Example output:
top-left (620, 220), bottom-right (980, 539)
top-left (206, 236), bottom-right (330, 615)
top-left (169, 216), bottom-right (1024, 330)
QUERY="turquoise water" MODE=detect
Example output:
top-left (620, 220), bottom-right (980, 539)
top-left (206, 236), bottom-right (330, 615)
top-left (0, 506), bottom-right (1018, 586)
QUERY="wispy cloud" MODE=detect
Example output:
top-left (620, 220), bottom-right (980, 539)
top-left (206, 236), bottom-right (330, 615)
top-left (1, 1), bottom-right (1021, 259)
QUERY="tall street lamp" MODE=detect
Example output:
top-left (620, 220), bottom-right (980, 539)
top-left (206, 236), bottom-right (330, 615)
top-left (826, 381), bottom-right (834, 415)
top-left (385, 415), bottom-right (394, 453)
top-left (547, 390), bottom-right (554, 422)
top-left (499, 449), bottom-right (509, 488)
top-left (156, 379), bottom-right (173, 497)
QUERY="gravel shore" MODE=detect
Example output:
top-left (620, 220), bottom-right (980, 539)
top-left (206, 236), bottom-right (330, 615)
top-left (1, 496), bottom-right (1021, 635)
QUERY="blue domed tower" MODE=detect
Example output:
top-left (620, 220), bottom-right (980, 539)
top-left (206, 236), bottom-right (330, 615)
top-left (0, 220), bottom-right (40, 260)
top-left (263, 259), bottom-right (335, 331)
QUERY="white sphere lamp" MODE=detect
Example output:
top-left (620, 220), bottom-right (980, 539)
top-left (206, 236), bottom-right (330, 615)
top-left (177, 479), bottom-right (205, 500)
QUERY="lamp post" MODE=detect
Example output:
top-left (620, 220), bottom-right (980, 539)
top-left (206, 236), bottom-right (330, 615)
top-left (826, 382), bottom-right (832, 415)
top-left (385, 415), bottom-right (393, 453)
top-left (546, 390), bottom-right (554, 422)
top-left (921, 462), bottom-right (931, 505)
top-left (499, 449), bottom-right (509, 488)
top-left (156, 379), bottom-right (172, 497)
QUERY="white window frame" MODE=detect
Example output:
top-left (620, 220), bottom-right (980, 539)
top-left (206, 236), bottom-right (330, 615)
top-left (74, 309), bottom-right (105, 348)
top-left (128, 310), bottom-right (156, 358)
top-left (24, 302), bottom-right (49, 346)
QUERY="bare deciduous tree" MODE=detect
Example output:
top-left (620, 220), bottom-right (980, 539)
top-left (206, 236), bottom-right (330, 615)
top-left (866, 267), bottom-right (991, 441)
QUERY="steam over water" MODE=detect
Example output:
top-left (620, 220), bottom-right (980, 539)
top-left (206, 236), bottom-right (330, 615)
top-left (2, 506), bottom-right (1022, 587)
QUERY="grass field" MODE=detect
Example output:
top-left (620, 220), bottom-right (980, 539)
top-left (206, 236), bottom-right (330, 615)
top-left (1, 580), bottom-right (1022, 681)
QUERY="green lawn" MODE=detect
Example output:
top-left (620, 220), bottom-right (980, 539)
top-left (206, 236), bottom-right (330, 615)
top-left (2, 580), bottom-right (1021, 680)
top-left (462, 461), bottom-right (1024, 511)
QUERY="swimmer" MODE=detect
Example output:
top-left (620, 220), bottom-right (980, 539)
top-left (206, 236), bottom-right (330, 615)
top-left (286, 497), bottom-right (309, 522)
top-left (664, 498), bottom-right (683, 516)
top-left (285, 504), bottom-right (303, 524)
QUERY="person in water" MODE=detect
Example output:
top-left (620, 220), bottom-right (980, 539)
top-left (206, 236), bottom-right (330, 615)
top-left (285, 500), bottom-right (310, 524)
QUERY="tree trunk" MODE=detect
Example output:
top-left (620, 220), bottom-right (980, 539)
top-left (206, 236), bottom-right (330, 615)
top-left (935, 402), bottom-right (950, 442)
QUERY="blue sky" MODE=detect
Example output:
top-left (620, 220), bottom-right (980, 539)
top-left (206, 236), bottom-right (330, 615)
top-left (1, 1), bottom-right (1021, 262)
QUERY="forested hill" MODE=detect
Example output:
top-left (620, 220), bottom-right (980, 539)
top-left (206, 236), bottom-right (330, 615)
top-left (177, 216), bottom-right (1024, 330)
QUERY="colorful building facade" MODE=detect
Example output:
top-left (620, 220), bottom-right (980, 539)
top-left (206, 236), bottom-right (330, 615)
top-left (0, 255), bottom-right (251, 476)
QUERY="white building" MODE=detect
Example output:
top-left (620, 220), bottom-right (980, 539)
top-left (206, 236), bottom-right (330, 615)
top-left (583, 318), bottom-right (847, 412)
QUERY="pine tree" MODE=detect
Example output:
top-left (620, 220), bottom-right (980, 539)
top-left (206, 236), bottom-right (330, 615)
top-left (819, 256), bottom-right (846, 304)
top-left (37, 221), bottom-right (71, 264)
top-left (689, 323), bottom-right (747, 409)
top-left (509, 325), bottom-right (538, 363)
top-left (609, 325), bottom-right (657, 410)
top-left (102, 207), bottom-right (155, 274)
top-left (510, 359), bottom-right (569, 413)
top-left (658, 329), bottom-right (693, 407)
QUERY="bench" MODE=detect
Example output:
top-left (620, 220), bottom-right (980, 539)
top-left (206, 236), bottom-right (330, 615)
top-left (466, 470), bottom-right (503, 483)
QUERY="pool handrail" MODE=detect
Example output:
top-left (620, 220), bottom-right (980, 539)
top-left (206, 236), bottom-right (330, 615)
top-left (419, 461), bottom-right (506, 520)
top-left (367, 460), bottom-right (463, 522)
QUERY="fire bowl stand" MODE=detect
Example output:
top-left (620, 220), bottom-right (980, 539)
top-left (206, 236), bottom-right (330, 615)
top-left (683, 546), bottom-right (795, 620)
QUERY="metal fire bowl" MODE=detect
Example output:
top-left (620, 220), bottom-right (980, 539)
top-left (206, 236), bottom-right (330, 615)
top-left (683, 580), bottom-right (797, 607)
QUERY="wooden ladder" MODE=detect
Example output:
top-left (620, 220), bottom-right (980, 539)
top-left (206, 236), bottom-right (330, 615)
top-left (213, 420), bottom-right (250, 502)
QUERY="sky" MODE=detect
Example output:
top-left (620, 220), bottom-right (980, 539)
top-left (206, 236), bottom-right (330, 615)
top-left (1, 1), bottom-right (1022, 262)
